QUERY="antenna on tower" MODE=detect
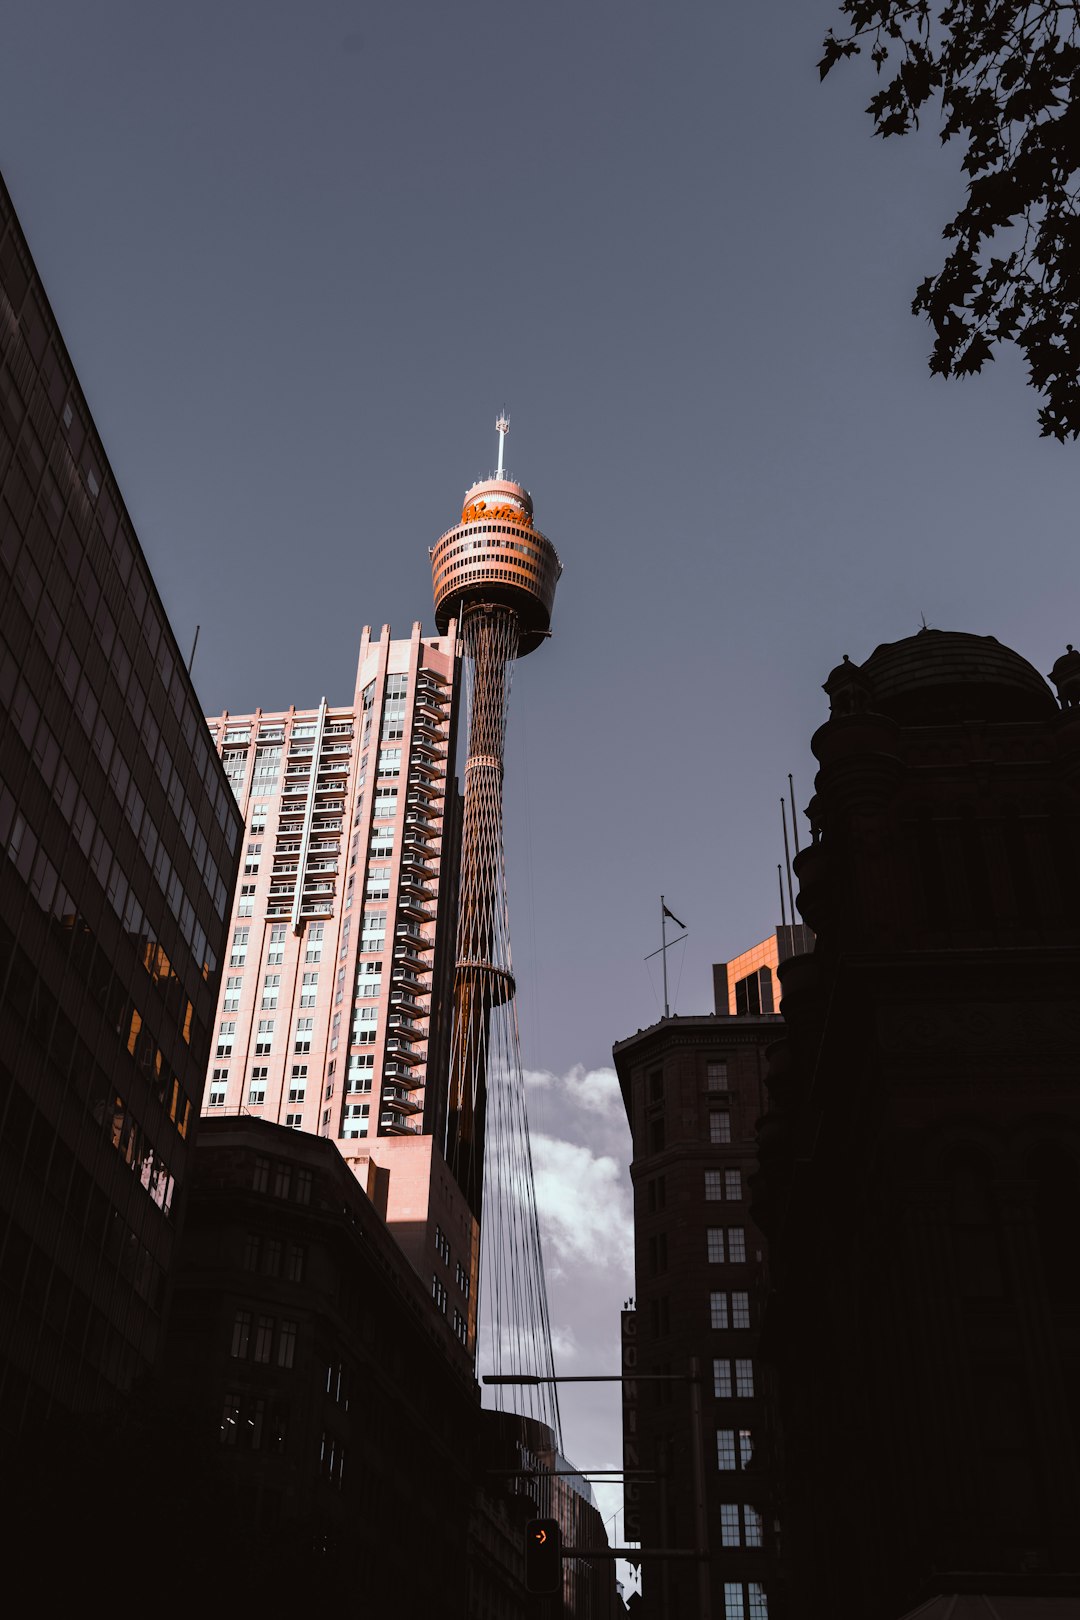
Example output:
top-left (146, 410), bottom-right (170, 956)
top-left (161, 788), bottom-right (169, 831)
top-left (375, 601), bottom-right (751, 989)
top-left (495, 409), bottom-right (510, 478)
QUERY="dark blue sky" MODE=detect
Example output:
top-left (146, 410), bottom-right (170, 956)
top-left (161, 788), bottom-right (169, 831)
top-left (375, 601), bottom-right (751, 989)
top-left (4, 1), bottom-right (1075, 1553)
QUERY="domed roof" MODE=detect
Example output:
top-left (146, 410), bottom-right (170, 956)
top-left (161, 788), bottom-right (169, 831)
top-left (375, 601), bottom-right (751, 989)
top-left (857, 629), bottom-right (1057, 722)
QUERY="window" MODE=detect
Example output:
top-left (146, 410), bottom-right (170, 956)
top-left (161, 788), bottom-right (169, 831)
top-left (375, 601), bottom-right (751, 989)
top-left (289, 1065), bottom-right (307, 1101)
top-left (711, 1292), bottom-right (729, 1330)
top-left (250, 803), bottom-right (267, 834)
top-left (238, 883), bottom-right (255, 917)
top-left (305, 922), bottom-right (323, 963)
top-left (725, 1169), bottom-right (742, 1201)
top-left (710, 1111), bottom-right (731, 1144)
top-left (254, 1315), bottom-right (273, 1364)
top-left (714, 1358), bottom-right (732, 1398)
top-left (278, 1319), bottom-right (297, 1369)
top-left (248, 1068), bottom-right (268, 1105)
top-left (217, 1020), bottom-right (235, 1058)
top-left (647, 1176), bottom-right (666, 1214)
top-left (243, 1233), bottom-right (260, 1272)
top-left (453, 1309), bottom-right (468, 1345)
top-left (721, 1503), bottom-right (741, 1547)
top-left (285, 1112), bottom-right (302, 1129)
top-left (296, 1169), bottom-right (312, 1205)
top-left (735, 1358), bottom-right (754, 1398)
top-left (708, 1228), bottom-right (725, 1263)
top-left (273, 1163), bottom-right (292, 1199)
top-left (285, 1243), bottom-right (305, 1282)
top-left (268, 923), bottom-right (285, 965)
top-left (717, 1429), bottom-right (737, 1470)
top-left (732, 1292), bottom-right (751, 1329)
top-left (224, 975), bottom-right (242, 1011)
top-left (221, 1393), bottom-right (265, 1451)
top-left (744, 1507), bottom-right (763, 1548)
top-left (456, 1261), bottom-right (470, 1298)
top-left (252, 1156), bottom-right (270, 1193)
top-left (705, 1171), bottom-right (723, 1201)
top-left (648, 1068), bottom-right (663, 1102)
top-left (263, 1239), bottom-right (282, 1277)
top-left (432, 1276), bottom-right (447, 1313)
top-left (301, 971), bottom-right (318, 1007)
top-left (739, 1429), bottom-right (754, 1468)
top-left (649, 1117), bottom-right (666, 1153)
top-left (725, 1585), bottom-right (745, 1620)
top-left (435, 1225), bottom-right (451, 1265)
top-left (728, 1228), bottom-right (747, 1264)
top-left (648, 1231), bottom-right (668, 1275)
top-left (707, 1060), bottom-right (728, 1091)
top-left (262, 973), bottom-right (280, 1009)
top-left (230, 927), bottom-right (249, 966)
top-left (208, 1079), bottom-right (227, 1108)
top-left (295, 1016), bottom-right (313, 1053)
top-left (255, 1018), bottom-right (274, 1055)
top-left (230, 1309), bottom-right (252, 1358)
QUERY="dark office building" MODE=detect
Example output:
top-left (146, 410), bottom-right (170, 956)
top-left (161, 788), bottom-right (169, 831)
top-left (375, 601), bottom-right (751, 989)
top-left (0, 170), bottom-right (242, 1435)
top-left (158, 1114), bottom-right (478, 1605)
top-left (613, 953), bottom-right (788, 1620)
top-left (755, 630), bottom-right (1080, 1618)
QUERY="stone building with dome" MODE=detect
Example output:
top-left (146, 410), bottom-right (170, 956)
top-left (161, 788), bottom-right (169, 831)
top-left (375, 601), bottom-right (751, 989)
top-left (753, 629), bottom-right (1080, 1619)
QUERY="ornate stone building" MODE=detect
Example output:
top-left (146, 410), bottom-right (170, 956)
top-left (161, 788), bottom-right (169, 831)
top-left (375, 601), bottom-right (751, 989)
top-left (754, 629), bottom-right (1080, 1618)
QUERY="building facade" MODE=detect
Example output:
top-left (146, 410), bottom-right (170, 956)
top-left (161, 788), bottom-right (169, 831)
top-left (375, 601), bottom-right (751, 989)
top-left (203, 622), bottom-right (480, 1343)
top-left (755, 630), bottom-right (1080, 1617)
top-left (613, 974), bottom-right (784, 1620)
top-left (159, 1114), bottom-right (480, 1606)
top-left (0, 170), bottom-right (241, 1433)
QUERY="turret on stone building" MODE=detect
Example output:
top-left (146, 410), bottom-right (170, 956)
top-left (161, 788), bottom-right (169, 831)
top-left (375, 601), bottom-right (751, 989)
top-left (754, 629), bottom-right (1080, 1619)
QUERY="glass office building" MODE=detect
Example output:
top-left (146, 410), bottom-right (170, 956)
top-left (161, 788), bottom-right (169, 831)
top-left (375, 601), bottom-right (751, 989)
top-left (0, 171), bottom-right (242, 1433)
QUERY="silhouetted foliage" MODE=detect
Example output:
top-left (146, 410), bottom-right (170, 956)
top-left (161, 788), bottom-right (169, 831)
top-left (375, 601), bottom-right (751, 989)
top-left (821, 2), bottom-right (1080, 438)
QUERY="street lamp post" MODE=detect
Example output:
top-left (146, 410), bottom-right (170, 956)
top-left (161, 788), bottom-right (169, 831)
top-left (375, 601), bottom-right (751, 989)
top-left (483, 1362), bottom-right (712, 1619)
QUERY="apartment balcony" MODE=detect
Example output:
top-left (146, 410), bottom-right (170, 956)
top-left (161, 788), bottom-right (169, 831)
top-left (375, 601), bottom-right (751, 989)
top-left (387, 1016), bottom-right (424, 1040)
top-left (380, 1112), bottom-right (420, 1135)
top-left (399, 856), bottom-right (438, 882)
top-left (382, 1086), bottom-right (423, 1113)
top-left (394, 947), bottom-right (432, 979)
top-left (384, 1039), bottom-right (423, 1065)
top-left (398, 893), bottom-right (437, 923)
top-left (408, 753), bottom-right (441, 778)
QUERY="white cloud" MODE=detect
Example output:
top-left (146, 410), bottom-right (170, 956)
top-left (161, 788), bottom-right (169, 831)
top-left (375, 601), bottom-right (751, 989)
top-left (524, 1062), bottom-right (624, 1117)
top-left (532, 1133), bottom-right (633, 1279)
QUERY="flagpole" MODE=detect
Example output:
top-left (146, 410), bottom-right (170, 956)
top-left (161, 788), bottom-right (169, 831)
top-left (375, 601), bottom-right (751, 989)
top-left (661, 894), bottom-right (669, 1019)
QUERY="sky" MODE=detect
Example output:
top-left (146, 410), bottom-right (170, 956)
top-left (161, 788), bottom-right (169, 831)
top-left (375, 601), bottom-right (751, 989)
top-left (4, 0), bottom-right (1077, 1582)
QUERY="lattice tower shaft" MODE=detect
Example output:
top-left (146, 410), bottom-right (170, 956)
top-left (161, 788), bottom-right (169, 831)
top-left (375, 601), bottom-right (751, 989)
top-left (445, 605), bottom-right (518, 1215)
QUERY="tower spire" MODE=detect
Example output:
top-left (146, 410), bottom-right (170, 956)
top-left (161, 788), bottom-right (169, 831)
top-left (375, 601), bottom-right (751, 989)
top-left (495, 409), bottom-right (509, 478)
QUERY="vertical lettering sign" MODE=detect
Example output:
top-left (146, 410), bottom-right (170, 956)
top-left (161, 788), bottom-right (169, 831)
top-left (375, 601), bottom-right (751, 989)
top-left (621, 1308), bottom-right (642, 1543)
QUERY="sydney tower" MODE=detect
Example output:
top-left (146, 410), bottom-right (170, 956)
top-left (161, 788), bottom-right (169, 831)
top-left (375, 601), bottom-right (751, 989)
top-left (430, 417), bottom-right (562, 1217)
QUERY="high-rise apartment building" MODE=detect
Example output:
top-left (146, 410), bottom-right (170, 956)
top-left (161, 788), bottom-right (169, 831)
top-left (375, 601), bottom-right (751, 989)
top-left (203, 623), bottom-right (479, 1338)
top-left (0, 170), bottom-right (241, 1433)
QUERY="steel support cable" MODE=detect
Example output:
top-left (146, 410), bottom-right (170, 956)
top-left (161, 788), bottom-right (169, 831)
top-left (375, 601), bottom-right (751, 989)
top-left (447, 605), bottom-right (561, 1445)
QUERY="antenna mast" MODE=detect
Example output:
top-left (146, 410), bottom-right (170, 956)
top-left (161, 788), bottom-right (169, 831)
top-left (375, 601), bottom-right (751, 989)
top-left (495, 410), bottom-right (509, 478)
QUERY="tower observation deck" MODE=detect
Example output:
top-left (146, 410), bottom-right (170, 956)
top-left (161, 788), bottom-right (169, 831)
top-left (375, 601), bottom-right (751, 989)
top-left (431, 417), bottom-right (563, 1438)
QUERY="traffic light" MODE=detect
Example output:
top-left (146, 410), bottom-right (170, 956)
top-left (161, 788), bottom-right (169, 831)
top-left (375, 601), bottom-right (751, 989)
top-left (525, 1517), bottom-right (561, 1593)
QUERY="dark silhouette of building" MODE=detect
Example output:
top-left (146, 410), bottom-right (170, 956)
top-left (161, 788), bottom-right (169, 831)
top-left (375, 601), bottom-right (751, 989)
top-left (613, 936), bottom-right (798, 1620)
top-left (159, 1114), bottom-right (479, 1607)
top-left (0, 169), bottom-right (241, 1436)
top-left (754, 629), bottom-right (1080, 1618)
top-left (156, 1114), bottom-right (619, 1614)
